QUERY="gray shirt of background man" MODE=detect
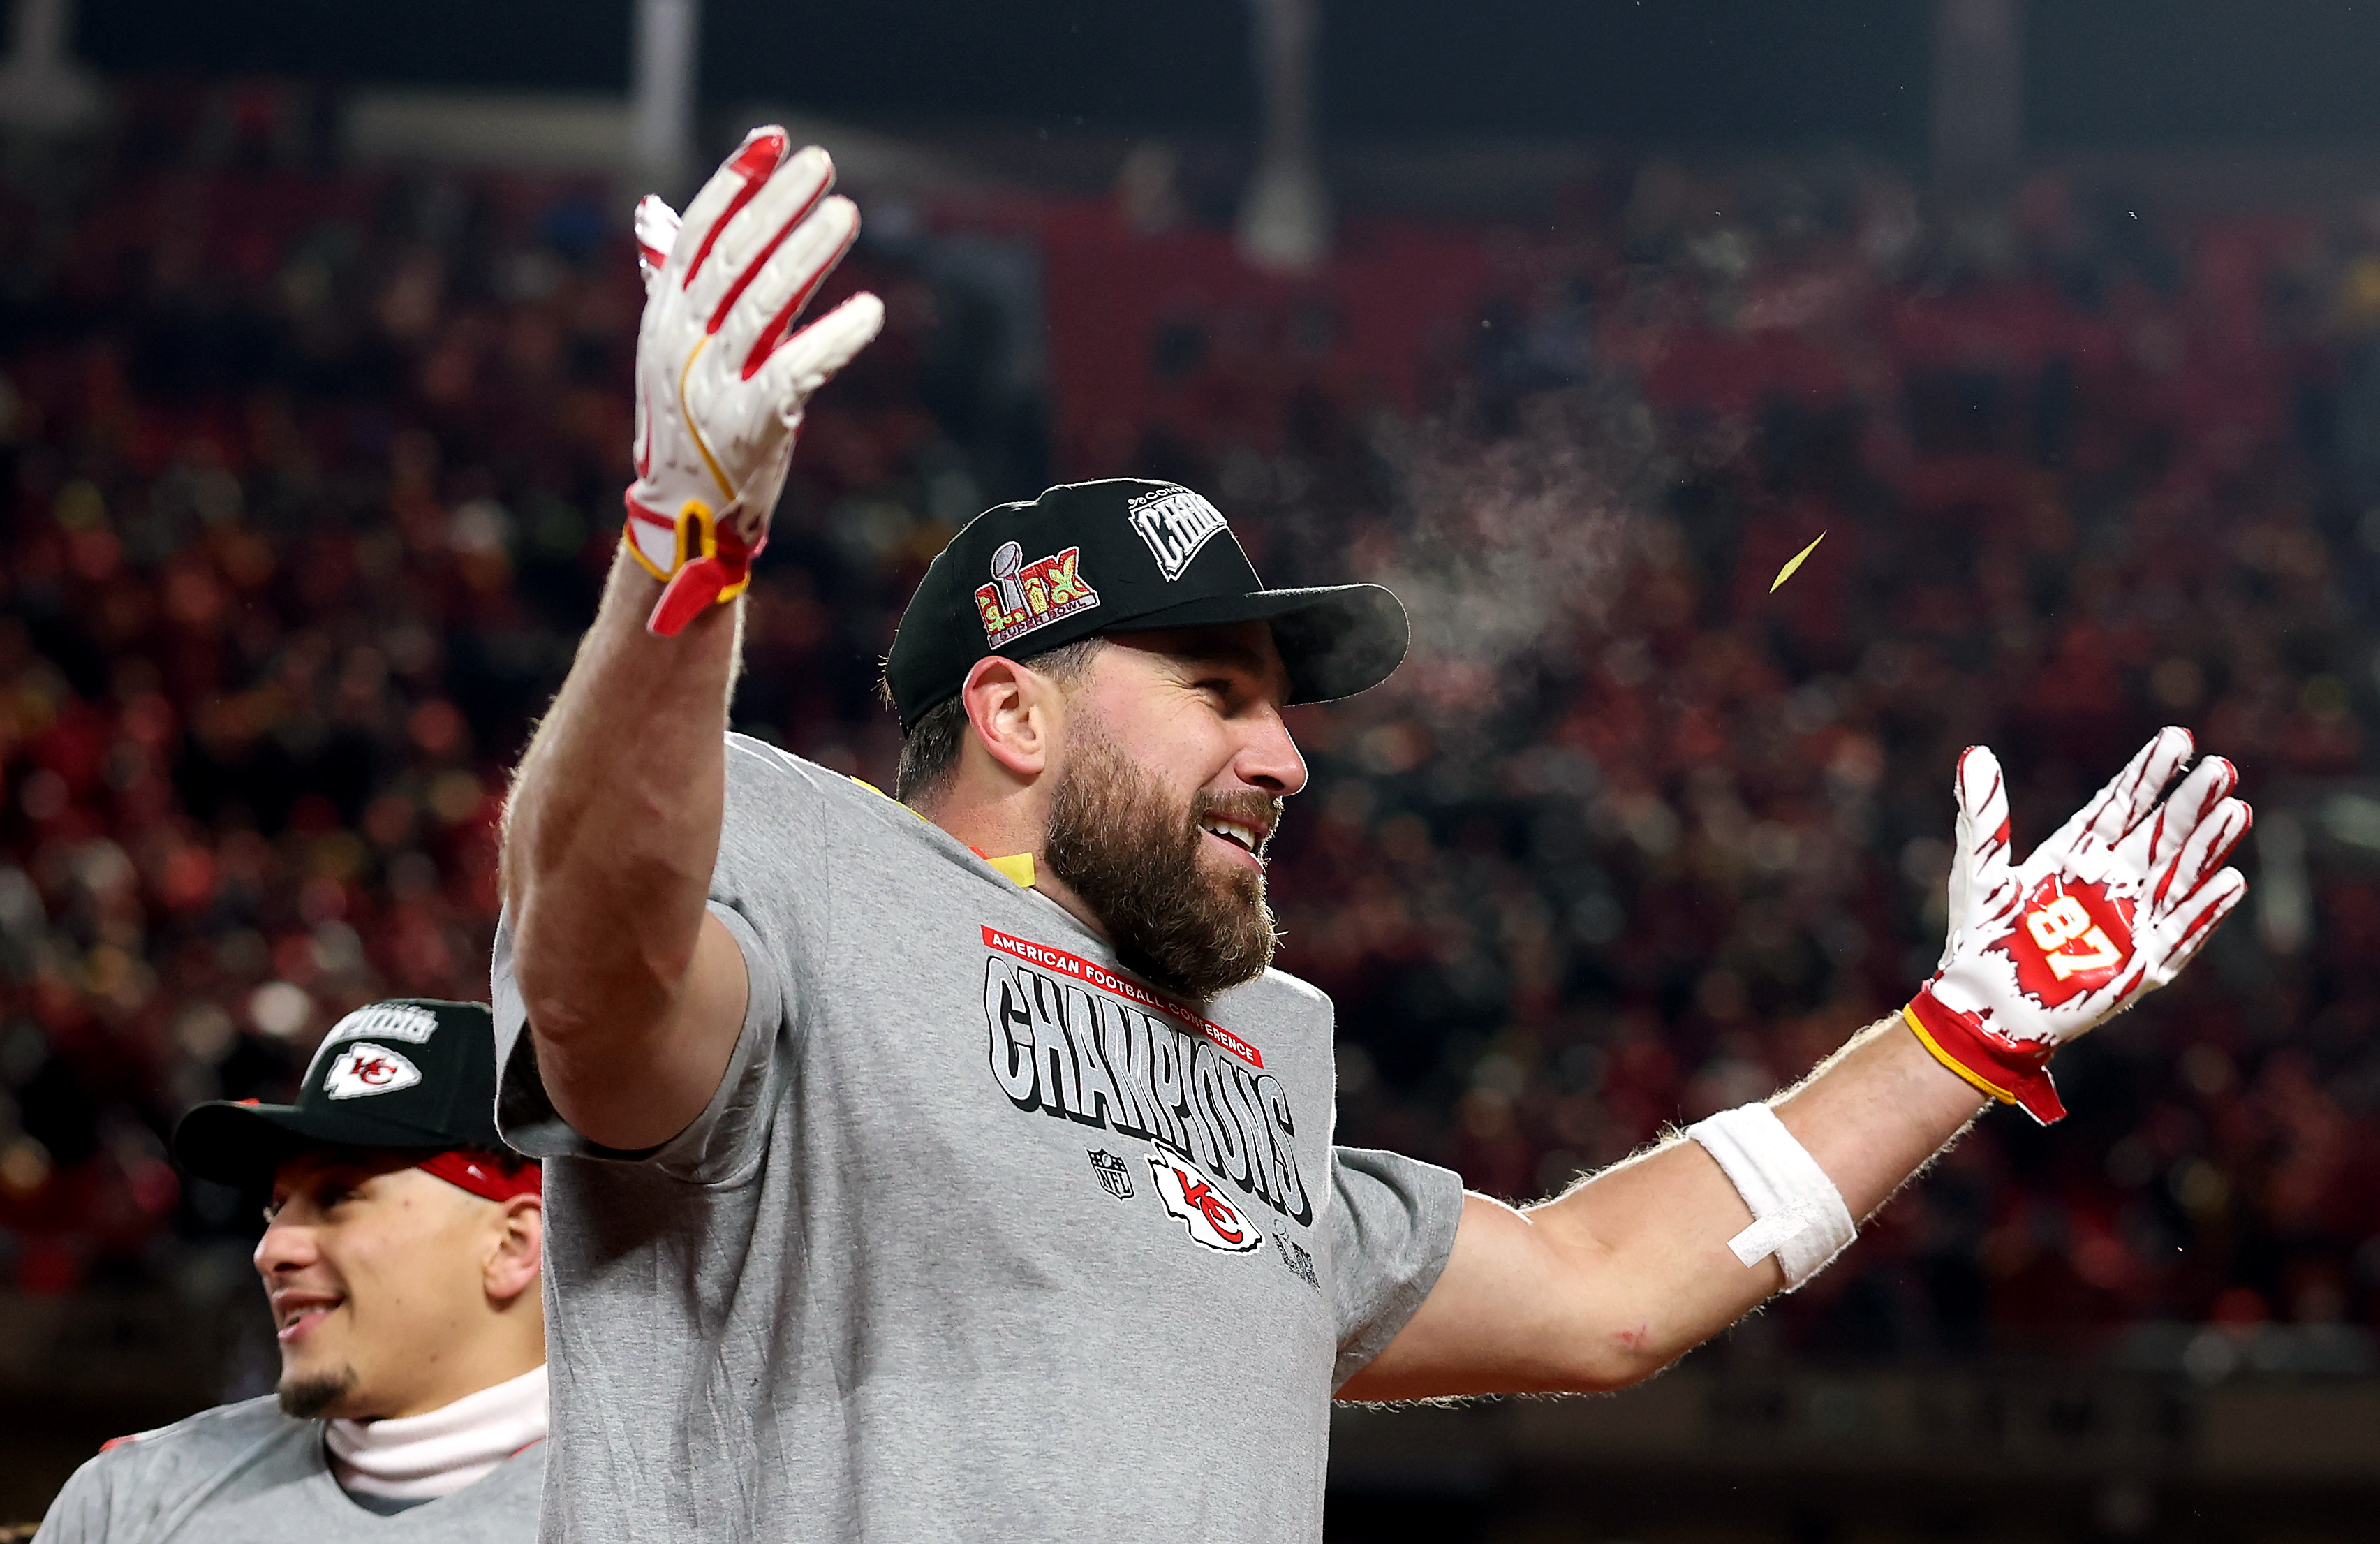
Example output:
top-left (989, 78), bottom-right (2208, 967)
top-left (33, 1398), bottom-right (545, 1544)
top-left (489, 735), bottom-right (1463, 1544)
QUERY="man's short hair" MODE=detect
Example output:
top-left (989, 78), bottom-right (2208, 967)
top-left (886, 638), bottom-right (1104, 804)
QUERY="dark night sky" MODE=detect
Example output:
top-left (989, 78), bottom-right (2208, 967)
top-left (70, 0), bottom-right (2380, 150)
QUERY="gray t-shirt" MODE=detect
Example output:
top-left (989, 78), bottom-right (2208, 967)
top-left (34, 1397), bottom-right (544, 1544)
top-left (490, 735), bottom-right (1463, 1544)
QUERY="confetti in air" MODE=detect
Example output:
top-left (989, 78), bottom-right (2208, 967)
top-left (1771, 531), bottom-right (1826, 592)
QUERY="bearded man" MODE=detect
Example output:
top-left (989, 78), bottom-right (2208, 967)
top-left (495, 131), bottom-right (2253, 1544)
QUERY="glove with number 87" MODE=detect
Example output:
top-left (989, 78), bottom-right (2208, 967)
top-left (624, 127), bottom-right (885, 636)
top-left (1903, 727), bottom-right (2252, 1124)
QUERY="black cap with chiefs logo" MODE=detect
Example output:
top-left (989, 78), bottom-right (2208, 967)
top-left (882, 478), bottom-right (1410, 732)
top-left (173, 999), bottom-right (510, 1189)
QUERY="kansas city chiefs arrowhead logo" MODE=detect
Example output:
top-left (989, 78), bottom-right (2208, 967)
top-left (1147, 1150), bottom-right (1263, 1254)
top-left (322, 1042), bottom-right (422, 1100)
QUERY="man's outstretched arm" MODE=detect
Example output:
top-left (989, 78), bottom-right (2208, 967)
top-left (1339, 1015), bottom-right (1979, 1397)
top-left (501, 129), bottom-right (882, 1151)
top-left (1340, 728), bottom-right (2251, 1400)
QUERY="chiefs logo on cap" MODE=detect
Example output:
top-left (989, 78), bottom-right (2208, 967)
top-left (1146, 1149), bottom-right (1263, 1254)
top-left (321, 1042), bottom-right (423, 1100)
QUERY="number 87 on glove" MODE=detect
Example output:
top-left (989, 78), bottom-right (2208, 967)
top-left (1903, 728), bottom-right (2252, 1124)
top-left (623, 128), bottom-right (885, 637)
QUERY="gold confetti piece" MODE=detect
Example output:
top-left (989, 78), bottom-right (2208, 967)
top-left (1771, 531), bottom-right (1826, 593)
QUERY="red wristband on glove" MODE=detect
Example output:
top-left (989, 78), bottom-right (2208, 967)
top-left (623, 492), bottom-right (766, 637)
top-left (1901, 985), bottom-right (2066, 1125)
top-left (648, 536), bottom-right (762, 635)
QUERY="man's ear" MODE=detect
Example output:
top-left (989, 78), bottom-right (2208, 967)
top-left (484, 1195), bottom-right (542, 1305)
top-left (960, 655), bottom-right (1060, 780)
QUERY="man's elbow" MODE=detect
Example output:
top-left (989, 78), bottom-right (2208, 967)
top-left (1498, 1236), bottom-right (1662, 1394)
top-left (1532, 1269), bottom-right (1701, 1393)
top-left (1548, 1331), bottom-right (1684, 1395)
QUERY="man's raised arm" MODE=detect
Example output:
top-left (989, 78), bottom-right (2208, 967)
top-left (1341, 728), bottom-right (2251, 1400)
top-left (499, 130), bottom-right (882, 1151)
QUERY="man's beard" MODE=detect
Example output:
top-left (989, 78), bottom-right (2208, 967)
top-left (278, 1365), bottom-right (360, 1419)
top-left (1044, 725), bottom-right (1283, 1003)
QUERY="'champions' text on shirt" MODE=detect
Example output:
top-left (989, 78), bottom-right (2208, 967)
top-left (980, 927), bottom-right (1310, 1228)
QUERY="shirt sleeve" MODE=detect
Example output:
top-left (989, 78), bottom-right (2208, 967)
top-left (637, 900), bottom-right (788, 1184)
top-left (34, 1449), bottom-right (114, 1544)
top-left (1326, 1144), bottom-right (1465, 1390)
top-left (488, 734), bottom-right (823, 1187)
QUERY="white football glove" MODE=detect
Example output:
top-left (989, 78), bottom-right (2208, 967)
top-left (624, 127), bottom-right (886, 635)
top-left (1904, 727), bottom-right (2252, 1123)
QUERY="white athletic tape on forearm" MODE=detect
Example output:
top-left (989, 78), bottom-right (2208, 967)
top-left (1685, 1102), bottom-right (1856, 1292)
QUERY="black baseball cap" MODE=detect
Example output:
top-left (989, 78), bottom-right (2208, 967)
top-left (174, 999), bottom-right (509, 1189)
top-left (883, 478), bottom-right (1409, 731)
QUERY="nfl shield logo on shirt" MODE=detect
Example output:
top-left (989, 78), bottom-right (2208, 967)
top-left (1088, 1149), bottom-right (1134, 1200)
top-left (1090, 1151), bottom-right (1137, 1199)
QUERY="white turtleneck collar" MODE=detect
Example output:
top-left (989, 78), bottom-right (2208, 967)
top-left (324, 1364), bottom-right (547, 1503)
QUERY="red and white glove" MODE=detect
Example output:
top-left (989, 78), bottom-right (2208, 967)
top-left (624, 127), bottom-right (885, 636)
top-left (1902, 728), bottom-right (2252, 1124)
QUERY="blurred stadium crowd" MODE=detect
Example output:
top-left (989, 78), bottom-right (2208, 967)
top-left (8, 84), bottom-right (2380, 1374)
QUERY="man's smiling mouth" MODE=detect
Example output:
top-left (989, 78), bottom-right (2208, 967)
top-left (272, 1292), bottom-right (343, 1341)
top-left (1199, 815), bottom-right (1260, 851)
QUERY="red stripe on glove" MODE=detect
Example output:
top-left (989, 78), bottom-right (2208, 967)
top-left (680, 131), bottom-right (788, 288)
top-left (741, 221), bottom-right (862, 381)
top-left (1902, 986), bottom-right (2066, 1125)
top-left (707, 180), bottom-right (833, 344)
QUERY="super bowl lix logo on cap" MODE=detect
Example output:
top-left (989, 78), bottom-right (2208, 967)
top-left (323, 1043), bottom-right (424, 1100)
top-left (975, 541), bottom-right (1100, 649)
top-left (1125, 486), bottom-right (1229, 581)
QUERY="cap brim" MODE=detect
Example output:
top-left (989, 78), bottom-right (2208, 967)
top-left (172, 1099), bottom-right (459, 1189)
top-left (1118, 583), bottom-right (1408, 705)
